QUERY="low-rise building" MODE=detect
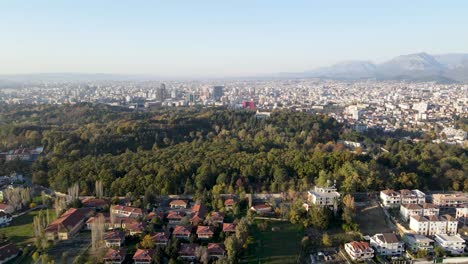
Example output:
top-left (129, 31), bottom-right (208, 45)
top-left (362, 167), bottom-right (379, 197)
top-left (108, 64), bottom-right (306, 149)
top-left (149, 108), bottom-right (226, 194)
top-left (110, 205), bottom-right (144, 218)
top-left (45, 208), bottom-right (93, 241)
top-left (381, 189), bottom-right (426, 208)
top-left (102, 248), bottom-right (126, 264)
top-left (104, 230), bottom-right (125, 248)
top-left (151, 232), bottom-right (169, 247)
top-left (133, 249), bottom-right (155, 264)
top-left (207, 243), bottom-right (226, 259)
top-left (432, 193), bottom-right (468, 208)
top-left (197, 225), bottom-right (214, 239)
top-left (403, 234), bottom-right (434, 253)
top-left (169, 200), bottom-right (188, 209)
top-left (222, 223), bottom-right (236, 233)
top-left (308, 186), bottom-right (340, 208)
top-left (173, 225), bottom-right (191, 240)
top-left (409, 215), bottom-right (458, 236)
top-left (400, 203), bottom-right (439, 221)
top-left (344, 241), bottom-right (374, 261)
top-left (167, 211), bottom-right (186, 225)
top-left (0, 212), bottom-right (12, 227)
top-left (434, 234), bottom-right (466, 255)
top-left (211, 212), bottom-right (224, 224)
top-left (0, 203), bottom-right (14, 214)
top-left (250, 204), bottom-right (272, 214)
top-left (455, 207), bottom-right (467, 225)
top-left (178, 243), bottom-right (197, 260)
top-left (224, 198), bottom-right (236, 210)
top-left (370, 233), bottom-right (404, 256)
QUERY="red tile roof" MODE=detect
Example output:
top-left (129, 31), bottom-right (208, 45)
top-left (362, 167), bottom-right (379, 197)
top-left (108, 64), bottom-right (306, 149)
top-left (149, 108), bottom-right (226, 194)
top-left (178, 243), bottom-right (197, 256)
top-left (222, 223), bottom-right (236, 232)
top-left (133, 249), bottom-right (155, 261)
top-left (170, 200), bottom-right (188, 206)
top-left (103, 248), bottom-right (126, 261)
top-left (151, 232), bottom-right (169, 243)
top-left (173, 225), bottom-right (191, 235)
top-left (207, 243), bottom-right (225, 255)
top-left (196, 225), bottom-right (214, 235)
top-left (45, 208), bottom-right (93, 233)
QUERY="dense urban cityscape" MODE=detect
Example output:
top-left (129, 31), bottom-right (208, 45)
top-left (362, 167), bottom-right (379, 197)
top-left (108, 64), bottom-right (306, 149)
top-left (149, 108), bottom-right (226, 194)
top-left (1, 79), bottom-right (466, 145)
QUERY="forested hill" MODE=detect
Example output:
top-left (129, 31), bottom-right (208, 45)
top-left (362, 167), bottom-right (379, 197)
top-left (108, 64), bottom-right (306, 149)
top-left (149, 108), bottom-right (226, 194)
top-left (1, 103), bottom-right (466, 196)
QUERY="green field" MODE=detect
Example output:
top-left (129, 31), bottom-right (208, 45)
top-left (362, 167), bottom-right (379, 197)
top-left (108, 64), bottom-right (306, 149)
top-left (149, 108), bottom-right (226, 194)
top-left (0, 209), bottom-right (56, 245)
top-left (242, 220), bottom-right (303, 264)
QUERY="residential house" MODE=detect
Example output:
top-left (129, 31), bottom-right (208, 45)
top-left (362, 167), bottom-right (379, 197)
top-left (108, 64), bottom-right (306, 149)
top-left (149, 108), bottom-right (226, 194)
top-left (223, 223), bottom-right (236, 233)
top-left (127, 221), bottom-right (145, 236)
top-left (45, 208), bottom-right (93, 241)
top-left (173, 225), bottom-right (191, 240)
top-left (102, 248), bottom-right (126, 264)
top-left (0, 242), bottom-right (20, 264)
top-left (250, 204), bottom-right (272, 214)
top-left (190, 204), bottom-right (207, 226)
top-left (133, 249), bottom-right (155, 264)
top-left (224, 198), bottom-right (236, 210)
top-left (178, 243), bottom-right (197, 260)
top-left (380, 190), bottom-right (401, 208)
top-left (169, 200), bottom-right (188, 209)
top-left (434, 234), bottom-right (466, 255)
top-left (210, 212), bottom-right (225, 224)
top-left (197, 225), bottom-right (214, 239)
top-left (0, 203), bottom-right (13, 214)
top-left (207, 243), bottom-right (226, 259)
top-left (0, 212), bottom-right (12, 227)
top-left (344, 241), bottom-right (374, 261)
top-left (104, 230), bottom-right (125, 248)
top-left (167, 211), bottom-right (186, 225)
top-left (86, 214), bottom-right (139, 231)
top-left (400, 189), bottom-right (426, 205)
top-left (308, 186), bottom-right (340, 208)
top-left (422, 203), bottom-right (439, 217)
top-left (432, 193), bottom-right (468, 208)
top-left (81, 197), bottom-right (108, 210)
top-left (370, 233), bottom-right (404, 256)
top-left (111, 205), bottom-right (144, 218)
top-left (151, 232), bottom-right (169, 247)
top-left (380, 189), bottom-right (426, 208)
top-left (403, 234), bottom-right (434, 253)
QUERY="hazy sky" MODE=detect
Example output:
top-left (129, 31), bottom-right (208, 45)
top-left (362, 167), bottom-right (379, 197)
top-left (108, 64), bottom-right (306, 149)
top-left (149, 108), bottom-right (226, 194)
top-left (1, 0), bottom-right (468, 77)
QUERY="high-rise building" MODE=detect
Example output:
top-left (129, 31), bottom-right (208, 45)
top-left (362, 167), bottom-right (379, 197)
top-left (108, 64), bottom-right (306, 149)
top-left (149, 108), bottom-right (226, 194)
top-left (156, 83), bottom-right (167, 101)
top-left (212, 86), bottom-right (224, 101)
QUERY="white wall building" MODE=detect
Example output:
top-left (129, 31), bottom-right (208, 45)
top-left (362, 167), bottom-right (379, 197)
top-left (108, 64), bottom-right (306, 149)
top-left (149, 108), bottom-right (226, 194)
top-left (400, 203), bottom-right (439, 222)
top-left (409, 215), bottom-right (458, 236)
top-left (344, 241), bottom-right (374, 261)
top-left (370, 233), bottom-right (404, 256)
top-left (434, 234), bottom-right (466, 255)
top-left (380, 189), bottom-right (426, 208)
top-left (307, 186), bottom-right (340, 208)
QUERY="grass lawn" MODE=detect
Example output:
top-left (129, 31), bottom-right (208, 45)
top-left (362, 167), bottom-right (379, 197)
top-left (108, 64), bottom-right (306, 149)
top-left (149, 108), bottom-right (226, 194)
top-left (0, 209), bottom-right (56, 246)
top-left (242, 220), bottom-right (303, 264)
top-left (355, 200), bottom-right (393, 235)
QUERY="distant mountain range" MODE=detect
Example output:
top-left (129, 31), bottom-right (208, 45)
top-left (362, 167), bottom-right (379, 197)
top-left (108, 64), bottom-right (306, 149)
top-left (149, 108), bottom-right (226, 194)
top-left (1, 52), bottom-right (468, 83)
top-left (277, 52), bottom-right (468, 83)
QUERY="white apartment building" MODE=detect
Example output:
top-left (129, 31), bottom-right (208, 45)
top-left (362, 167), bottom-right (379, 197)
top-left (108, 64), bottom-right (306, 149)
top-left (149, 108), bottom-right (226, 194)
top-left (370, 233), bottom-right (404, 256)
top-left (409, 215), bottom-right (458, 236)
top-left (455, 207), bottom-right (467, 224)
top-left (434, 234), bottom-right (466, 255)
top-left (307, 186), bottom-right (340, 207)
top-left (344, 241), bottom-right (374, 261)
top-left (400, 203), bottom-right (439, 222)
top-left (380, 189), bottom-right (426, 208)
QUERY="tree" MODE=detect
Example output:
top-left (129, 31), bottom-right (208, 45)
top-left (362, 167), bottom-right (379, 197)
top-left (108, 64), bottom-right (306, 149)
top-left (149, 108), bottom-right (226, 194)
top-left (225, 235), bottom-right (239, 263)
top-left (91, 213), bottom-right (105, 250)
top-left (153, 247), bottom-right (164, 264)
top-left (322, 233), bottom-right (332, 247)
top-left (434, 246), bottom-right (445, 258)
top-left (95, 180), bottom-right (104, 199)
top-left (140, 234), bottom-right (155, 249)
top-left (195, 246), bottom-right (209, 264)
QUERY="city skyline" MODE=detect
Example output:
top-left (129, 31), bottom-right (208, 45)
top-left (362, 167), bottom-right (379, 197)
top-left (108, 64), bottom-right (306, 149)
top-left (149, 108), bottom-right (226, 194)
top-left (1, 1), bottom-right (468, 77)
